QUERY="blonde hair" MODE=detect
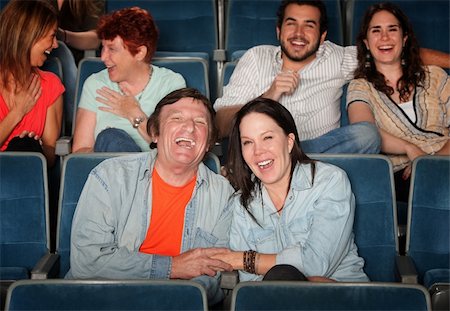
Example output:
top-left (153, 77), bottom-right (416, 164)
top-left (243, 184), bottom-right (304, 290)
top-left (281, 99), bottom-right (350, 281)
top-left (0, 0), bottom-right (58, 91)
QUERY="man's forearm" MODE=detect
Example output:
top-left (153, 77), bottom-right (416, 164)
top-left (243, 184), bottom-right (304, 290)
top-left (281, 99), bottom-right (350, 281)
top-left (215, 106), bottom-right (243, 139)
top-left (420, 47), bottom-right (450, 69)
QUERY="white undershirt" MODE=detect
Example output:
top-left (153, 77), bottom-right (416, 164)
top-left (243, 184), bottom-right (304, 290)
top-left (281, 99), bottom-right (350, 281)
top-left (398, 100), bottom-right (416, 123)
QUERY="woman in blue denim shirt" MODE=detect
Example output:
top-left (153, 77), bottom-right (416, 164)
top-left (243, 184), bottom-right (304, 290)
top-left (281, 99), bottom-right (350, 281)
top-left (216, 97), bottom-right (368, 282)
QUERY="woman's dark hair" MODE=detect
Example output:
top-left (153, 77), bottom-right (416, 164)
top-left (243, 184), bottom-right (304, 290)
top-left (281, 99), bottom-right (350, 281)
top-left (276, 0), bottom-right (328, 35)
top-left (226, 97), bottom-right (315, 220)
top-left (147, 88), bottom-right (217, 151)
top-left (353, 2), bottom-right (425, 102)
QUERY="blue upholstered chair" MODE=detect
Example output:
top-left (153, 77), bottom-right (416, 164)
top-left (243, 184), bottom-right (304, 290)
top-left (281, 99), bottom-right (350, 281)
top-left (0, 153), bottom-right (50, 309)
top-left (231, 281), bottom-right (431, 311)
top-left (0, 152), bottom-right (50, 280)
top-left (225, 0), bottom-right (344, 62)
top-left (40, 57), bottom-right (63, 80)
top-left (405, 155), bottom-right (450, 310)
top-left (50, 41), bottom-right (78, 136)
top-left (309, 154), bottom-right (399, 282)
top-left (5, 279), bottom-right (207, 311)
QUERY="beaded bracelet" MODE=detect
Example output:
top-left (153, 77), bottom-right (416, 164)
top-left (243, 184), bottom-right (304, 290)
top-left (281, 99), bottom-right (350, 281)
top-left (243, 250), bottom-right (257, 274)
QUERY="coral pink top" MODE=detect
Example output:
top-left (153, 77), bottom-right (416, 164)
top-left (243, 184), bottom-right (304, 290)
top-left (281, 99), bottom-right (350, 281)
top-left (0, 70), bottom-right (64, 150)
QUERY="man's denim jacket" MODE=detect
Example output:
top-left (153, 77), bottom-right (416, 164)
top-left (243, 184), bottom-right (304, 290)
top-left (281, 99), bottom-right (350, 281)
top-left (66, 151), bottom-right (234, 305)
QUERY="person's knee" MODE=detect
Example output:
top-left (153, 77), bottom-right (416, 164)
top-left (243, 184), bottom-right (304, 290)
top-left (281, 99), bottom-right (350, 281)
top-left (353, 122), bottom-right (381, 153)
top-left (94, 128), bottom-right (141, 152)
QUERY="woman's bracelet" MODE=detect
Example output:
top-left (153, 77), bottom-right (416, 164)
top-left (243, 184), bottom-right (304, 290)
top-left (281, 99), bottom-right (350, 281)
top-left (243, 250), bottom-right (257, 274)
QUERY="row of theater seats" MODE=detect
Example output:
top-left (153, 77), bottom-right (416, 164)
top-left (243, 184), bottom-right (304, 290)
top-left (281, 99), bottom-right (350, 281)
top-left (1, 152), bottom-right (448, 309)
top-left (3, 279), bottom-right (432, 310)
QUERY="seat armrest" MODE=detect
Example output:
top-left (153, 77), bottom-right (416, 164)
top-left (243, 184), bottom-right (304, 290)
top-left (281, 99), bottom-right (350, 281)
top-left (396, 255), bottom-right (418, 283)
top-left (220, 270), bottom-right (239, 289)
top-left (56, 136), bottom-right (72, 156)
top-left (31, 253), bottom-right (60, 279)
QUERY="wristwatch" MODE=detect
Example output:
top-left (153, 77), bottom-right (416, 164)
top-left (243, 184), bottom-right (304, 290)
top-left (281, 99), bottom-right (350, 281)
top-left (132, 116), bottom-right (146, 128)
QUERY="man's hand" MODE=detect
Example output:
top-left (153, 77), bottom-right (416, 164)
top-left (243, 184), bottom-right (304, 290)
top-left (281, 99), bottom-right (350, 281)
top-left (170, 248), bottom-right (233, 279)
top-left (262, 70), bottom-right (299, 101)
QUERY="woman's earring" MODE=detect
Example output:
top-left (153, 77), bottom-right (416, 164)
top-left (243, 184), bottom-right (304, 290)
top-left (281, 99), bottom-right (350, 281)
top-left (365, 52), bottom-right (371, 68)
top-left (401, 54), bottom-right (406, 66)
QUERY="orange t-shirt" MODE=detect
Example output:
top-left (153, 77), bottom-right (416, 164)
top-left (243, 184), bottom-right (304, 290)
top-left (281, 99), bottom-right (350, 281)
top-left (139, 169), bottom-right (196, 256)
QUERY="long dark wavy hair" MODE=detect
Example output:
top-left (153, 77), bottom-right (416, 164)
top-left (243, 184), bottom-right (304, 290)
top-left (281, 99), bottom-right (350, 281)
top-left (353, 2), bottom-right (425, 102)
top-left (226, 98), bottom-right (315, 221)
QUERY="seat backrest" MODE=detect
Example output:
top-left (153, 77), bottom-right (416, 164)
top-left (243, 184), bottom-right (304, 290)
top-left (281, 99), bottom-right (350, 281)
top-left (0, 152), bottom-right (49, 279)
top-left (406, 156), bottom-right (450, 281)
top-left (56, 152), bottom-right (221, 277)
top-left (225, 0), bottom-right (344, 61)
top-left (56, 153), bottom-right (123, 277)
top-left (231, 282), bottom-right (431, 311)
top-left (347, 0), bottom-right (450, 53)
top-left (40, 57), bottom-right (63, 80)
top-left (217, 61), bottom-right (237, 98)
top-left (310, 154), bottom-right (398, 281)
top-left (5, 279), bottom-right (207, 311)
top-left (153, 57), bottom-right (210, 98)
top-left (106, 0), bottom-right (217, 56)
top-left (50, 41), bottom-right (78, 136)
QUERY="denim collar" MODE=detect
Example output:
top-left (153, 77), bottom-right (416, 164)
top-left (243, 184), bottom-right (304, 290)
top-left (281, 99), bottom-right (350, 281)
top-left (141, 150), bottom-right (210, 188)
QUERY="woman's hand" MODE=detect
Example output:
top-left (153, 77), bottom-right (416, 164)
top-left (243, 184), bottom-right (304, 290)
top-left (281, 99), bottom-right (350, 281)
top-left (8, 74), bottom-right (41, 118)
top-left (96, 87), bottom-right (144, 122)
top-left (18, 130), bottom-right (41, 142)
top-left (404, 143), bottom-right (426, 162)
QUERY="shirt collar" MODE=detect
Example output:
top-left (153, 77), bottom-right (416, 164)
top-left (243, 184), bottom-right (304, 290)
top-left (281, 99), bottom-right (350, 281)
top-left (290, 163), bottom-right (314, 191)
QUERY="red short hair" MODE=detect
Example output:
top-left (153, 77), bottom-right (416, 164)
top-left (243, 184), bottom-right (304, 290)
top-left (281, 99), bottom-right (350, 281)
top-left (97, 7), bottom-right (158, 63)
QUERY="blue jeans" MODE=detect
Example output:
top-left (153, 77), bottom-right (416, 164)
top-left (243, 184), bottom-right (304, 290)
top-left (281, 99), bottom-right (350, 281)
top-left (300, 122), bottom-right (381, 154)
top-left (94, 128), bottom-right (142, 152)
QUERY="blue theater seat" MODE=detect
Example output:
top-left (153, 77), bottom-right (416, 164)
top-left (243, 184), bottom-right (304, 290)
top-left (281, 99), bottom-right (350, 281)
top-left (0, 152), bottom-right (50, 281)
top-left (310, 154), bottom-right (398, 282)
top-left (5, 279), bottom-right (207, 311)
top-left (0, 152), bottom-right (50, 309)
top-left (231, 281), bottom-right (431, 311)
top-left (405, 155), bottom-right (450, 310)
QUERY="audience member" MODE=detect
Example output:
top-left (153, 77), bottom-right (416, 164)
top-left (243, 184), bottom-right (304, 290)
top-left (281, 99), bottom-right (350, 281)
top-left (67, 88), bottom-right (234, 306)
top-left (215, 97), bottom-right (368, 282)
top-left (0, 0), bottom-right (64, 167)
top-left (347, 2), bottom-right (450, 202)
top-left (72, 7), bottom-right (186, 153)
top-left (215, 0), bottom-right (450, 154)
top-left (52, 0), bottom-right (105, 65)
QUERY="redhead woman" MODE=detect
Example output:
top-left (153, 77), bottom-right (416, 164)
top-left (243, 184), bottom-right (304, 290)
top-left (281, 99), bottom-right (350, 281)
top-left (72, 7), bottom-right (186, 153)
